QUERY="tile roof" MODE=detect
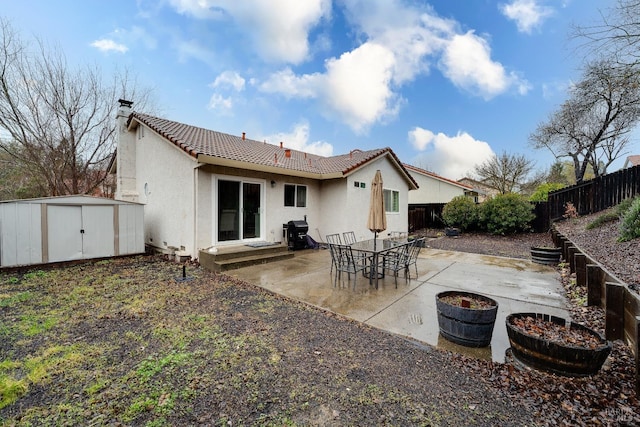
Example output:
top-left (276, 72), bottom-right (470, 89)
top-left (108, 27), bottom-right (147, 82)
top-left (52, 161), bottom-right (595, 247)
top-left (625, 155), bottom-right (640, 167)
top-left (403, 164), bottom-right (473, 190)
top-left (128, 112), bottom-right (417, 188)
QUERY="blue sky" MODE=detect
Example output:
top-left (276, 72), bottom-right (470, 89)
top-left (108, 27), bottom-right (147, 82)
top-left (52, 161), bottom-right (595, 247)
top-left (5, 0), bottom-right (633, 180)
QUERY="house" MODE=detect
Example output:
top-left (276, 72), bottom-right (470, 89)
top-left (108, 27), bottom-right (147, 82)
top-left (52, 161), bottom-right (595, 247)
top-left (457, 177), bottom-right (499, 203)
top-left (403, 164), bottom-right (476, 230)
top-left (404, 164), bottom-right (475, 204)
top-left (623, 155), bottom-right (640, 169)
top-left (112, 100), bottom-right (418, 260)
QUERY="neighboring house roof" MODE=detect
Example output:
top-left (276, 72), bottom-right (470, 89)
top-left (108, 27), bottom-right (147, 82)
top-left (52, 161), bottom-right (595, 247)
top-left (457, 177), bottom-right (498, 196)
top-left (127, 112), bottom-right (418, 189)
top-left (403, 164), bottom-right (474, 191)
top-left (623, 155), bottom-right (640, 168)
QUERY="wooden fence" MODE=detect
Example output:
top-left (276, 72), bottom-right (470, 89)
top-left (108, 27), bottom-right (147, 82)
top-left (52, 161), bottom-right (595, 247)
top-left (547, 164), bottom-right (640, 221)
top-left (408, 204), bottom-right (445, 231)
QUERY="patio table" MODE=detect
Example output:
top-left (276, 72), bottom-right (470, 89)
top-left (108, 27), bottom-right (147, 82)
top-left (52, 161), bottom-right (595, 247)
top-left (349, 238), bottom-right (411, 288)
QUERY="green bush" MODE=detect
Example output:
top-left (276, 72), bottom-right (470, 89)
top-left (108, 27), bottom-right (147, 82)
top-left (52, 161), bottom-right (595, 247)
top-left (586, 211), bottom-right (619, 230)
top-left (616, 196), bottom-right (639, 218)
top-left (442, 195), bottom-right (478, 230)
top-left (618, 197), bottom-right (640, 242)
top-left (583, 196), bottom-right (640, 231)
top-left (529, 183), bottom-right (565, 202)
top-left (478, 193), bottom-right (535, 235)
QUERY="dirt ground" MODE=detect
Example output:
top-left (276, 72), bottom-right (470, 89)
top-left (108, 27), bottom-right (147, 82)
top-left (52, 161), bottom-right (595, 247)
top-left (0, 227), bottom-right (638, 426)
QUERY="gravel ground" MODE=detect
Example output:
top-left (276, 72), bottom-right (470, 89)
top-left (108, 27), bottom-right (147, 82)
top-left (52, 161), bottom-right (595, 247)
top-left (553, 208), bottom-right (640, 290)
top-left (414, 224), bottom-right (639, 426)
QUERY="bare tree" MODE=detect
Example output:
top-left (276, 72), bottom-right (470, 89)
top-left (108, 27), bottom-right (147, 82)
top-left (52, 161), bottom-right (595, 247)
top-left (473, 151), bottom-right (535, 194)
top-left (0, 18), bottom-right (153, 198)
top-left (573, 0), bottom-right (640, 66)
top-left (529, 59), bottom-right (640, 184)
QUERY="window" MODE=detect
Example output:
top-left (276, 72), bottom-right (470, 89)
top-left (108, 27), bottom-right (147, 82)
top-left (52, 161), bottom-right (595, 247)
top-left (284, 184), bottom-right (307, 207)
top-left (383, 189), bottom-right (399, 213)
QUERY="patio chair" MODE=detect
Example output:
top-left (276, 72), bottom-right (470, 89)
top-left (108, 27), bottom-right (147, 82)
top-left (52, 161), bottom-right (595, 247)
top-left (342, 231), bottom-right (357, 245)
top-left (332, 244), bottom-right (370, 290)
top-left (389, 231), bottom-right (408, 240)
top-left (326, 234), bottom-right (342, 273)
top-left (404, 238), bottom-right (424, 279)
top-left (382, 244), bottom-right (411, 288)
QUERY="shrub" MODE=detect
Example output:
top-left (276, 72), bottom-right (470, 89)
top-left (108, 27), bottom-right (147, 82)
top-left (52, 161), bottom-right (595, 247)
top-left (529, 183), bottom-right (566, 202)
top-left (618, 197), bottom-right (640, 242)
top-left (563, 202), bottom-right (578, 219)
top-left (478, 193), bottom-right (535, 235)
top-left (442, 195), bottom-right (478, 231)
top-left (585, 197), bottom-right (640, 230)
top-left (615, 196), bottom-right (639, 218)
top-left (586, 211), bottom-right (619, 230)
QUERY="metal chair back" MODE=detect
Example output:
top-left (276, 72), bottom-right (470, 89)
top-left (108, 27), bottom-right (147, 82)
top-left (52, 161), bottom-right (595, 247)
top-left (342, 231), bottom-right (357, 245)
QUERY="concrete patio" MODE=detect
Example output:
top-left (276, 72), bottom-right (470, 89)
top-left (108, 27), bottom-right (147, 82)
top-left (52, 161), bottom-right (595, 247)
top-left (228, 245), bottom-right (569, 362)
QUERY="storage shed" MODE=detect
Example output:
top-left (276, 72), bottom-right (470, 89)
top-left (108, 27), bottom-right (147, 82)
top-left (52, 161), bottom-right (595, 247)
top-left (0, 196), bottom-right (144, 268)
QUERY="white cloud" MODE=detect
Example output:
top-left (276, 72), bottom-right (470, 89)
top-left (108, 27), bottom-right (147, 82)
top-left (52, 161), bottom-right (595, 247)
top-left (257, 1), bottom-right (528, 133)
top-left (208, 93), bottom-right (234, 112)
top-left (499, 0), bottom-right (554, 34)
top-left (259, 68), bottom-right (320, 99)
top-left (90, 39), bottom-right (128, 53)
top-left (322, 43), bottom-right (400, 133)
top-left (208, 71), bottom-right (246, 113)
top-left (260, 43), bottom-right (400, 134)
top-left (168, 0), bottom-right (331, 64)
top-left (262, 122), bottom-right (333, 156)
top-left (408, 127), bottom-right (495, 180)
top-left (91, 26), bottom-right (156, 54)
top-left (439, 31), bottom-right (530, 99)
top-left (211, 71), bottom-right (245, 91)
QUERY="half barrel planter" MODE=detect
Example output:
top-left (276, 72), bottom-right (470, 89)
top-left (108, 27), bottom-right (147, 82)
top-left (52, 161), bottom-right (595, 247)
top-left (530, 246), bottom-right (562, 265)
top-left (436, 291), bottom-right (499, 348)
top-left (506, 313), bottom-right (612, 376)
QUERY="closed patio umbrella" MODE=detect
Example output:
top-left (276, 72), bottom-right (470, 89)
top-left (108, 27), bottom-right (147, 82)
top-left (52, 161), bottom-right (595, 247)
top-left (367, 170), bottom-right (387, 249)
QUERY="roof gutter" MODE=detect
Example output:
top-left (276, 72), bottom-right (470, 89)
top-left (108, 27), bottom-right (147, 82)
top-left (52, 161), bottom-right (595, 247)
top-left (196, 154), bottom-right (343, 180)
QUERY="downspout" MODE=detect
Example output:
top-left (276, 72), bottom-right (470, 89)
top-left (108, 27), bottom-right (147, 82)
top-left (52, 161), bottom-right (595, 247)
top-left (193, 162), bottom-right (205, 260)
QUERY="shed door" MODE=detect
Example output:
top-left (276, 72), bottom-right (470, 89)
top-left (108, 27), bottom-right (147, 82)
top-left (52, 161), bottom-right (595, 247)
top-left (47, 205), bottom-right (115, 262)
top-left (82, 205), bottom-right (115, 258)
top-left (48, 205), bottom-right (83, 262)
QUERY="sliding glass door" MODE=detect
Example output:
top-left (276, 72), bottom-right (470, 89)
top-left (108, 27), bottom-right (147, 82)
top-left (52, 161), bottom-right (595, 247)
top-left (217, 179), bottom-right (262, 242)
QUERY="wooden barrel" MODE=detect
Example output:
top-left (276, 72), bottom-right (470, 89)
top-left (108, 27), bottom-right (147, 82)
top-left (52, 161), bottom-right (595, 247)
top-left (506, 313), bottom-right (612, 376)
top-left (530, 247), bottom-right (562, 265)
top-left (436, 291), bottom-right (499, 348)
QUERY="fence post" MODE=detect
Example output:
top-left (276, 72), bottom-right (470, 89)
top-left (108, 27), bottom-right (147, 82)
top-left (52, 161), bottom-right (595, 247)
top-left (586, 264), bottom-right (603, 307)
top-left (562, 241), bottom-right (572, 264)
top-left (567, 246), bottom-right (579, 273)
top-left (605, 282), bottom-right (625, 341)
top-left (636, 316), bottom-right (640, 395)
top-left (574, 253), bottom-right (587, 288)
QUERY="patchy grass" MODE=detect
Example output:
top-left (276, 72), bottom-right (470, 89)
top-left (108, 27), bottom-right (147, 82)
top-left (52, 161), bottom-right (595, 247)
top-left (3, 254), bottom-right (631, 426)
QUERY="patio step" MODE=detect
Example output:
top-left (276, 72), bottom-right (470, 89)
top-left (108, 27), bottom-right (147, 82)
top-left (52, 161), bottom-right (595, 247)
top-left (199, 244), bottom-right (294, 272)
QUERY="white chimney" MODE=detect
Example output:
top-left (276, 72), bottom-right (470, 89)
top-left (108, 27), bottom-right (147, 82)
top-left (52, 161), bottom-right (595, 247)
top-left (115, 99), bottom-right (139, 202)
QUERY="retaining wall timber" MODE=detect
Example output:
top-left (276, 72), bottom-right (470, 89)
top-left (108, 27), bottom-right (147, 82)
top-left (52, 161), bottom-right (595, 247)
top-left (551, 227), bottom-right (640, 393)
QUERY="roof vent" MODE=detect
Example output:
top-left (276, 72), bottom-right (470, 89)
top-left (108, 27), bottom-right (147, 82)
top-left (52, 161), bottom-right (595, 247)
top-left (280, 141), bottom-right (283, 148)
top-left (118, 99), bottom-right (133, 108)
top-left (242, 132), bottom-right (246, 140)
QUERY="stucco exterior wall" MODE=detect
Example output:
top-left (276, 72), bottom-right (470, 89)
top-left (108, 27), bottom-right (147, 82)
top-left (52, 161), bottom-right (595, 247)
top-left (408, 173), bottom-right (466, 204)
top-left (317, 157), bottom-right (410, 243)
top-left (135, 126), bottom-right (196, 255)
